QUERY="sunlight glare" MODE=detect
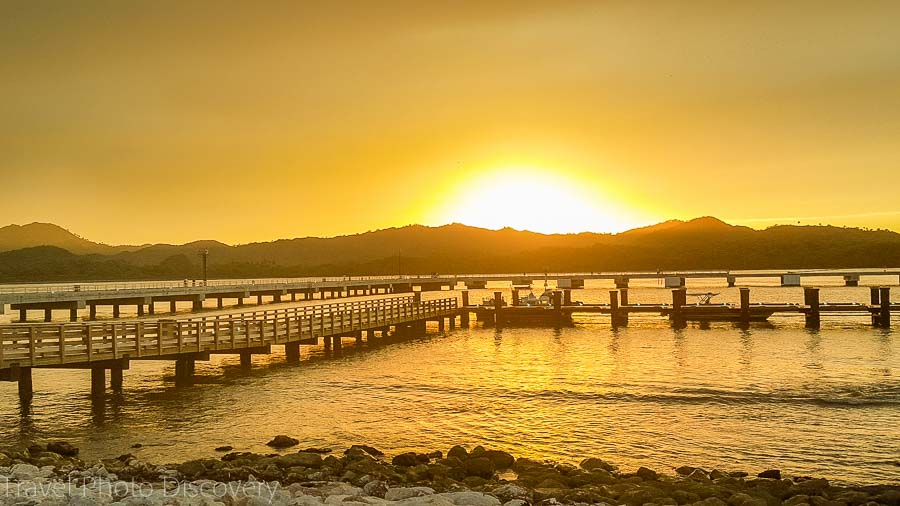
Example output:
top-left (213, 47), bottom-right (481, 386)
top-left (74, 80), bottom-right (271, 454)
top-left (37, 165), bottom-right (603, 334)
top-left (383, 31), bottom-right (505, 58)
top-left (430, 167), bottom-right (636, 234)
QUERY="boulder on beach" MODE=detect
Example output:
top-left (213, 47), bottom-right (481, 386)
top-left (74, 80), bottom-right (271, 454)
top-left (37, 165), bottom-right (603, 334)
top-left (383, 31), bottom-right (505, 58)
top-left (266, 435), bottom-right (300, 448)
top-left (757, 469), bottom-right (782, 479)
top-left (463, 456), bottom-right (496, 478)
top-left (447, 445), bottom-right (468, 460)
top-left (579, 457), bottom-right (616, 472)
top-left (392, 452), bottom-right (420, 467)
top-left (46, 441), bottom-right (79, 457)
top-left (346, 444), bottom-right (383, 457)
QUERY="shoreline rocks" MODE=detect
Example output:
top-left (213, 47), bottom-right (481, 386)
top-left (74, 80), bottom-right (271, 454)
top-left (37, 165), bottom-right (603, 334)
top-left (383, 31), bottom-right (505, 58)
top-left (0, 441), bottom-right (897, 505)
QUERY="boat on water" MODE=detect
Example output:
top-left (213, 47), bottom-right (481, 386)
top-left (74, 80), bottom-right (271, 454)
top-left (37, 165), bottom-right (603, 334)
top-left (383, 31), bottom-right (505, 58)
top-left (679, 292), bottom-right (775, 321)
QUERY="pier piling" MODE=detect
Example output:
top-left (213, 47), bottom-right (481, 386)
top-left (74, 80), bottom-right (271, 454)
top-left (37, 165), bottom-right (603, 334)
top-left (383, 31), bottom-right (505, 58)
top-left (91, 367), bottom-right (106, 396)
top-left (871, 287), bottom-right (881, 326)
top-left (608, 290), bottom-right (620, 327)
top-left (739, 287), bottom-right (751, 325)
top-left (879, 287), bottom-right (891, 327)
top-left (285, 342), bottom-right (300, 363)
top-left (804, 287), bottom-right (820, 328)
top-left (17, 367), bottom-right (33, 403)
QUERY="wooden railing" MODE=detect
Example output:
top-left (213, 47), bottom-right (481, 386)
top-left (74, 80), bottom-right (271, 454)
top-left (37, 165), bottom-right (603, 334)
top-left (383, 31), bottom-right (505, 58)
top-left (0, 296), bottom-right (458, 369)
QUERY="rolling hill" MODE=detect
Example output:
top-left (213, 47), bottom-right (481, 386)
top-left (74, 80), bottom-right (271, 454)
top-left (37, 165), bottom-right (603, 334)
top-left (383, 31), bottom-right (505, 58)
top-left (0, 218), bottom-right (898, 282)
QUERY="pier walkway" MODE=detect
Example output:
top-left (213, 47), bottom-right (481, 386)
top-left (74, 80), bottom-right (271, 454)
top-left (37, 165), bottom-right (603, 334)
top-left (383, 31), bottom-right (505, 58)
top-left (0, 294), bottom-right (460, 403)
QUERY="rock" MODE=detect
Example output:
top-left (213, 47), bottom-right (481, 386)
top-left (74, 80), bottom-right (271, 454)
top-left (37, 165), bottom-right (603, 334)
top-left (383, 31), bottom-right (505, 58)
top-left (688, 468), bottom-right (712, 482)
top-left (46, 441), bottom-right (79, 457)
top-left (757, 469), bottom-right (782, 479)
top-left (784, 495), bottom-right (811, 506)
top-left (671, 490), bottom-right (701, 504)
top-left (463, 456), bottom-right (496, 478)
top-left (636, 466), bottom-right (660, 481)
top-left (215, 445), bottom-right (234, 452)
top-left (393, 452), bottom-right (420, 467)
top-left (676, 466), bottom-right (698, 475)
top-left (483, 450), bottom-right (515, 470)
top-left (619, 487), bottom-right (664, 505)
top-left (363, 480), bottom-right (389, 497)
top-left (695, 498), bottom-right (728, 506)
top-left (276, 452), bottom-right (324, 468)
top-left (347, 444), bottom-right (384, 457)
top-left (709, 469), bottom-right (729, 480)
top-left (729, 471), bottom-right (749, 478)
top-left (426, 450), bottom-right (443, 460)
top-left (10, 463), bottom-right (44, 480)
top-left (579, 457), bottom-right (616, 472)
top-left (491, 484), bottom-right (530, 502)
top-left (437, 491), bottom-right (502, 506)
top-left (130, 443), bottom-right (143, 449)
top-left (447, 445), bottom-right (468, 460)
top-left (793, 478), bottom-right (830, 496)
top-left (303, 447), bottom-right (333, 454)
top-left (728, 493), bottom-right (768, 506)
top-left (385, 487), bottom-right (436, 501)
top-left (267, 435), bottom-right (300, 448)
top-left (502, 501), bottom-right (528, 506)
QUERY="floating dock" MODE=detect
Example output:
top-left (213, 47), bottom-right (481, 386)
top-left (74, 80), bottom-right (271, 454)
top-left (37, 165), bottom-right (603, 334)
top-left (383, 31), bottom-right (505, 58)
top-left (465, 287), bottom-right (895, 328)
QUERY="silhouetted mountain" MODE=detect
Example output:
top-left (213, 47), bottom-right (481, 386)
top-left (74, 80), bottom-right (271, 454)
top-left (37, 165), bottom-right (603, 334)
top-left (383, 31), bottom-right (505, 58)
top-left (0, 219), bottom-right (898, 282)
top-left (0, 223), bottom-right (133, 255)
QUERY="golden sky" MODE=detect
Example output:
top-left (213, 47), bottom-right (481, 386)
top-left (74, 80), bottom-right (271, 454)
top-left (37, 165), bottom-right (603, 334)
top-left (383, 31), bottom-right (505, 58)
top-left (1, 1), bottom-right (899, 244)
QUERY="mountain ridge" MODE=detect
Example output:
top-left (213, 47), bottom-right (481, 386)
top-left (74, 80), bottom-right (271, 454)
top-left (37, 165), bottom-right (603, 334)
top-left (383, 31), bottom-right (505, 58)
top-left (0, 218), bottom-right (899, 282)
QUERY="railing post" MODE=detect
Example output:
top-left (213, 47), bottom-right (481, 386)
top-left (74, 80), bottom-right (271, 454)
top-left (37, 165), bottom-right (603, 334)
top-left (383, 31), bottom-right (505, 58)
top-left (111, 324), bottom-right (118, 359)
top-left (136, 322), bottom-right (143, 358)
top-left (58, 325), bottom-right (66, 364)
top-left (29, 327), bottom-right (36, 366)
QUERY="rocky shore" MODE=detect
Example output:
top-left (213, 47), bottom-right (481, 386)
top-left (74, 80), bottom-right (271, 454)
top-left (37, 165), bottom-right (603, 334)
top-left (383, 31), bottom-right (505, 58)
top-left (1, 438), bottom-right (897, 506)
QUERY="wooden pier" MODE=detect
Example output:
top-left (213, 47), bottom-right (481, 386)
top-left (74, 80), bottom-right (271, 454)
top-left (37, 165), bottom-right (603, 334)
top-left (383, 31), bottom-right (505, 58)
top-left (0, 294), bottom-right (460, 404)
top-left (2, 268), bottom-right (899, 323)
top-left (468, 287), bottom-right (895, 328)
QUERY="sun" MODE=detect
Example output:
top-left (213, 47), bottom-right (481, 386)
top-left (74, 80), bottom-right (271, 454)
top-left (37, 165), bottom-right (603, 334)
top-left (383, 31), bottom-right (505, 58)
top-left (427, 166), bottom-right (638, 234)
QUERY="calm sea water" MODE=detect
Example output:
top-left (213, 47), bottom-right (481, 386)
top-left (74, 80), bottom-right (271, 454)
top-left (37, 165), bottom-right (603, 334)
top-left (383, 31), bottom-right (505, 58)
top-left (0, 277), bottom-right (898, 484)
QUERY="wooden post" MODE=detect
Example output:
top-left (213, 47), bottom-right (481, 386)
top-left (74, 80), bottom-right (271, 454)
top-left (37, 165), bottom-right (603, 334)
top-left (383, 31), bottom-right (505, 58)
top-left (620, 288), bottom-right (629, 307)
top-left (113, 305), bottom-right (120, 318)
top-left (804, 287), bottom-right (820, 328)
top-left (69, 308), bottom-right (78, 322)
top-left (89, 305), bottom-right (97, 320)
top-left (609, 290), bottom-right (619, 327)
top-left (672, 288), bottom-right (686, 327)
top-left (18, 309), bottom-right (27, 323)
top-left (91, 367), bottom-right (106, 397)
top-left (148, 302), bottom-right (155, 315)
top-left (240, 352), bottom-right (252, 371)
top-left (739, 287), bottom-right (751, 324)
top-left (137, 304), bottom-right (144, 317)
top-left (871, 287), bottom-right (881, 326)
top-left (563, 289), bottom-right (572, 306)
top-left (44, 308), bottom-right (52, 322)
top-left (880, 287), bottom-right (891, 327)
top-left (110, 363), bottom-right (124, 391)
top-left (285, 342), bottom-right (300, 364)
top-left (18, 367), bottom-right (33, 403)
top-left (170, 301), bottom-right (177, 314)
top-left (175, 357), bottom-right (194, 386)
top-left (512, 288), bottom-right (520, 306)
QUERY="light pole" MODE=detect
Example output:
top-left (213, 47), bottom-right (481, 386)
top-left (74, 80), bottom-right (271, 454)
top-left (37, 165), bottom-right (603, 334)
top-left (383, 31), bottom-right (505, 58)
top-left (199, 249), bottom-right (209, 286)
